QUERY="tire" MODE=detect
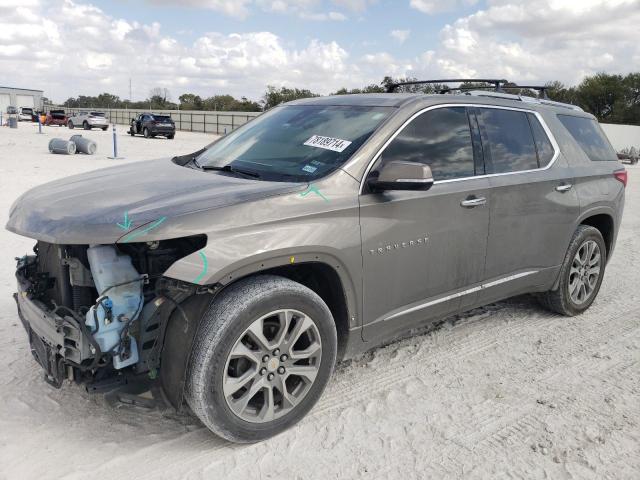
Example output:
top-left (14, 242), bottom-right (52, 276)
top-left (538, 225), bottom-right (607, 316)
top-left (129, 126), bottom-right (135, 136)
top-left (185, 274), bottom-right (337, 443)
top-left (102, 126), bottom-right (108, 131)
top-left (68, 121), bottom-right (74, 129)
top-left (167, 134), bottom-right (174, 139)
top-left (143, 127), bottom-right (150, 138)
top-left (83, 121), bottom-right (90, 130)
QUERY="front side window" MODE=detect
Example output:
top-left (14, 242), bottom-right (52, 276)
top-left (196, 105), bottom-right (392, 182)
top-left (478, 108), bottom-right (539, 173)
top-left (557, 114), bottom-right (617, 161)
top-left (378, 106), bottom-right (475, 181)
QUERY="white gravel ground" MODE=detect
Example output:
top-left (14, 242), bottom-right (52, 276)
top-left (0, 122), bottom-right (638, 480)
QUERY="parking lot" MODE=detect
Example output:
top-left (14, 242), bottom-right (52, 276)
top-left (0, 122), bottom-right (638, 480)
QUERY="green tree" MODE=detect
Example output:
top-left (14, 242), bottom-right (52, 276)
top-left (179, 93), bottom-right (203, 110)
top-left (262, 86), bottom-right (319, 110)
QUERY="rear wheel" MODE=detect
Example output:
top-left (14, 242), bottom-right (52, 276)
top-left (101, 126), bottom-right (108, 131)
top-left (167, 134), bottom-right (174, 139)
top-left (539, 225), bottom-right (606, 316)
top-left (186, 275), bottom-right (337, 443)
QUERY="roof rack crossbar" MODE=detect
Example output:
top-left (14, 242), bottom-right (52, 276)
top-left (386, 79), bottom-right (509, 93)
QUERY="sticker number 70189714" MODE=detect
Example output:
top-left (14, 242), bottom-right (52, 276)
top-left (303, 135), bottom-right (352, 153)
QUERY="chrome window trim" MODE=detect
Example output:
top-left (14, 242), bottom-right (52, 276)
top-left (382, 270), bottom-right (538, 322)
top-left (358, 103), bottom-right (560, 194)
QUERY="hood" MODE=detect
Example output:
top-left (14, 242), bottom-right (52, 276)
top-left (6, 158), bottom-right (303, 244)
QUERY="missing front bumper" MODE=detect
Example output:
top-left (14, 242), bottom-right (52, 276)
top-left (14, 269), bottom-right (94, 372)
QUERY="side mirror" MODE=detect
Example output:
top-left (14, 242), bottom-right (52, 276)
top-left (368, 160), bottom-right (434, 192)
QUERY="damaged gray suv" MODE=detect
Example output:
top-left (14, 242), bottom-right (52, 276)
top-left (7, 79), bottom-right (626, 443)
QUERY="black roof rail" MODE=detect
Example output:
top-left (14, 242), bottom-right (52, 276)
top-left (441, 84), bottom-right (551, 99)
top-left (385, 79), bottom-right (509, 93)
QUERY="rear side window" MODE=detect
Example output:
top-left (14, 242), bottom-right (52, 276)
top-left (477, 108), bottom-right (538, 173)
top-left (557, 115), bottom-right (617, 161)
top-left (528, 113), bottom-right (555, 166)
top-left (380, 106), bottom-right (475, 181)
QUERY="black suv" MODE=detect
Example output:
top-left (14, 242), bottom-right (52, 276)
top-left (129, 113), bottom-right (175, 139)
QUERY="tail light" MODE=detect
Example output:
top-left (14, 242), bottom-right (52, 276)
top-left (614, 169), bottom-right (627, 187)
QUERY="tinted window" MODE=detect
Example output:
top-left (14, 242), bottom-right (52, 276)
top-left (196, 105), bottom-right (392, 182)
top-left (478, 108), bottom-right (538, 173)
top-left (528, 113), bottom-right (555, 166)
top-left (380, 107), bottom-right (475, 180)
top-left (557, 115), bottom-right (617, 161)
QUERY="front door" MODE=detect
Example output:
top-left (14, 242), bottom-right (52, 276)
top-left (360, 106), bottom-right (490, 344)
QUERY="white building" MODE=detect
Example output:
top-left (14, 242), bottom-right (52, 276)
top-left (601, 123), bottom-right (640, 151)
top-left (0, 86), bottom-right (44, 113)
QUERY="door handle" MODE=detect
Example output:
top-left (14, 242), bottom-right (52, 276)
top-left (460, 196), bottom-right (487, 208)
top-left (555, 183), bottom-right (573, 193)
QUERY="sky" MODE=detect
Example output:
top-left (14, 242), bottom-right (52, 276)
top-left (1, 0), bottom-right (639, 104)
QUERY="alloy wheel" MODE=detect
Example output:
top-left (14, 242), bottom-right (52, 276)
top-left (223, 309), bottom-right (322, 423)
top-left (568, 240), bottom-right (601, 305)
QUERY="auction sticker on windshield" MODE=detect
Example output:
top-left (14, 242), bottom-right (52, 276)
top-left (304, 135), bottom-right (352, 153)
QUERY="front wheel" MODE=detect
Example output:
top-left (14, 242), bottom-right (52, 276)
top-left (83, 121), bottom-right (90, 130)
top-left (539, 225), bottom-right (606, 316)
top-left (143, 127), bottom-right (150, 138)
top-left (68, 121), bottom-right (74, 129)
top-left (101, 126), bottom-right (108, 131)
top-left (186, 275), bottom-right (337, 443)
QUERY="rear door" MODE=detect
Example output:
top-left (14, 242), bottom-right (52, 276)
top-left (360, 106), bottom-right (490, 344)
top-left (476, 107), bottom-right (580, 304)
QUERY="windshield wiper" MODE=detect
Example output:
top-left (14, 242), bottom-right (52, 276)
top-left (199, 164), bottom-right (262, 179)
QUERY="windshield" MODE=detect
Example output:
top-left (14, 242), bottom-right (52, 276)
top-left (195, 104), bottom-right (393, 182)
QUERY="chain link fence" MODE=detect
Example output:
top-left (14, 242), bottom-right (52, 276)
top-left (46, 106), bottom-right (261, 134)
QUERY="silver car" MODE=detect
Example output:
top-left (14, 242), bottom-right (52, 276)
top-left (67, 110), bottom-right (109, 130)
top-left (6, 81), bottom-right (626, 443)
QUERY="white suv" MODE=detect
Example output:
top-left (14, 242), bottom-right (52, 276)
top-left (67, 111), bottom-right (109, 130)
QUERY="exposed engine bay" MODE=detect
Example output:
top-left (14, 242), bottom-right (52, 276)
top-left (14, 236), bottom-right (207, 390)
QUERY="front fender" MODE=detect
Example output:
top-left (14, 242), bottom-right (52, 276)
top-left (162, 170), bottom-right (364, 326)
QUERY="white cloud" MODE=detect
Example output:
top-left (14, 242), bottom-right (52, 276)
top-left (257, 0), bottom-right (346, 20)
top-left (331, 0), bottom-right (376, 11)
top-left (147, 0), bottom-right (348, 20)
top-left (0, 0), bottom-right (365, 102)
top-left (425, 0), bottom-right (640, 85)
top-left (410, 0), bottom-right (478, 14)
top-left (146, 0), bottom-right (252, 18)
top-left (390, 29), bottom-right (410, 44)
top-left (300, 11), bottom-right (347, 20)
top-left (2, 0), bottom-right (640, 105)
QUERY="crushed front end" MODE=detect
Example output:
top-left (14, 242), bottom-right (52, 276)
top-left (14, 237), bottom-right (207, 390)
